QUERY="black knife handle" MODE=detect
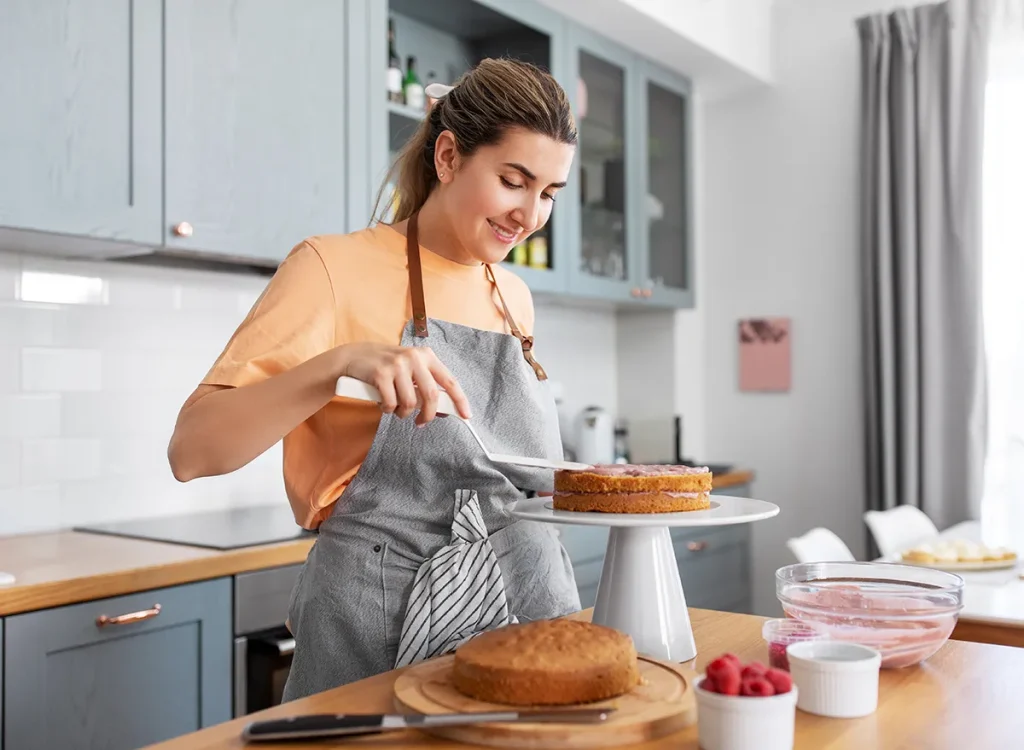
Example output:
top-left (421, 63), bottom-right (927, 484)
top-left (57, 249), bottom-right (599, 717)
top-left (242, 714), bottom-right (385, 742)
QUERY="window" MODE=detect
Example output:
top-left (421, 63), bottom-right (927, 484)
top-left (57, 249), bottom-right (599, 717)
top-left (979, 22), bottom-right (1024, 545)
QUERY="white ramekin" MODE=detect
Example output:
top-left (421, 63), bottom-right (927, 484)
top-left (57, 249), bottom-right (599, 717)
top-left (695, 676), bottom-right (798, 750)
top-left (785, 641), bottom-right (882, 718)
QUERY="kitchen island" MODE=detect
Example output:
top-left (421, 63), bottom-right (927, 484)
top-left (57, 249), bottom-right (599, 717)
top-left (145, 607), bottom-right (1022, 750)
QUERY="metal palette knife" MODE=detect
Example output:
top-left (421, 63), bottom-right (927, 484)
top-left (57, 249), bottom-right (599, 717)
top-left (335, 376), bottom-right (590, 472)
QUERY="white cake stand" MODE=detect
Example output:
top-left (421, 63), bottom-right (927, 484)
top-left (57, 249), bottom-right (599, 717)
top-left (511, 495), bottom-right (780, 664)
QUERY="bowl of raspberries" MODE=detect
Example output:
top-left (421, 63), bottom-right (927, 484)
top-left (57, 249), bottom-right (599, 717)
top-left (695, 653), bottom-right (798, 750)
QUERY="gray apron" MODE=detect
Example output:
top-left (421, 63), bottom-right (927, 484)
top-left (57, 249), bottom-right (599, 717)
top-left (281, 215), bottom-right (581, 701)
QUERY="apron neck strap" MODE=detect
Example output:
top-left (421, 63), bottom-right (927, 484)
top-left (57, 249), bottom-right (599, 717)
top-left (404, 212), bottom-right (548, 381)
top-left (484, 265), bottom-right (548, 381)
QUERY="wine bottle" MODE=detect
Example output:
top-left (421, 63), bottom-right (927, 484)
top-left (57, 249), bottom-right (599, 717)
top-left (387, 19), bottom-right (403, 104)
top-left (404, 55), bottom-right (425, 111)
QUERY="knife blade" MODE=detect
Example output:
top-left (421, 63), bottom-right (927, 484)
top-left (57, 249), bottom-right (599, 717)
top-left (241, 708), bottom-right (615, 742)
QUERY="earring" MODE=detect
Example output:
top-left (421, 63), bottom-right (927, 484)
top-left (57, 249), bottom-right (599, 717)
top-left (438, 171), bottom-right (445, 179)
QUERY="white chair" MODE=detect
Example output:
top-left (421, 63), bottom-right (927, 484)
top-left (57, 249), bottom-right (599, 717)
top-left (863, 506), bottom-right (939, 558)
top-left (786, 528), bottom-right (857, 563)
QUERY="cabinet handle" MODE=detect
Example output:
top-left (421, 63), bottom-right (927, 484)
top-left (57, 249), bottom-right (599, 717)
top-left (96, 604), bottom-right (161, 627)
top-left (687, 541), bottom-right (708, 552)
top-left (172, 221), bottom-right (194, 238)
top-left (630, 288), bottom-right (641, 297)
top-left (642, 288), bottom-right (653, 298)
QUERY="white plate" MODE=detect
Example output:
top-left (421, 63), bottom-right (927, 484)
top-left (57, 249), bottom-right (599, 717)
top-left (510, 494), bottom-right (780, 528)
top-left (896, 555), bottom-right (1019, 572)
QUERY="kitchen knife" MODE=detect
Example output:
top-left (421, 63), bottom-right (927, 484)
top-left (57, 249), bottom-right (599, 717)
top-left (241, 708), bottom-right (615, 742)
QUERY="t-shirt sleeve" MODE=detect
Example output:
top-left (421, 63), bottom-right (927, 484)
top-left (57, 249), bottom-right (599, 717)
top-left (201, 240), bottom-right (335, 388)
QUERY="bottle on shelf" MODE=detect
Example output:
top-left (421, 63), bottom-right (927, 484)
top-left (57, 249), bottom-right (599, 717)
top-left (527, 233), bottom-right (548, 270)
top-left (387, 18), bottom-right (404, 104)
top-left (403, 55), bottom-right (425, 111)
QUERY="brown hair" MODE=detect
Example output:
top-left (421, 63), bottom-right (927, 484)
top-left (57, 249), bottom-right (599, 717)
top-left (373, 57), bottom-right (577, 224)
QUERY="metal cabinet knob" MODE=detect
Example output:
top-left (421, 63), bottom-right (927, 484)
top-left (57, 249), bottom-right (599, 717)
top-left (172, 221), bottom-right (194, 238)
top-left (642, 288), bottom-right (653, 298)
top-left (687, 540), bottom-right (708, 552)
top-left (630, 288), bottom-right (641, 298)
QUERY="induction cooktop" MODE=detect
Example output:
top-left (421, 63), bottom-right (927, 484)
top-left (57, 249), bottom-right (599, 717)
top-left (75, 504), bottom-right (314, 551)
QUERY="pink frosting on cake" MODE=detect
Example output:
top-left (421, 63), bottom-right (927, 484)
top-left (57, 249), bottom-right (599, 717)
top-left (555, 491), bottom-right (704, 498)
top-left (576, 464), bottom-right (710, 476)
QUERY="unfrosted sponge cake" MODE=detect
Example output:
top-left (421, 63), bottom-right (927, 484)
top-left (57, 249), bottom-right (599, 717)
top-left (553, 464), bottom-right (713, 513)
top-left (451, 619), bottom-right (640, 706)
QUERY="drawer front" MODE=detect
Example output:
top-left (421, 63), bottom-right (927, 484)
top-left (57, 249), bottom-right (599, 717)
top-left (676, 535), bottom-right (751, 613)
top-left (234, 564), bottom-right (303, 635)
top-left (4, 578), bottom-right (231, 749)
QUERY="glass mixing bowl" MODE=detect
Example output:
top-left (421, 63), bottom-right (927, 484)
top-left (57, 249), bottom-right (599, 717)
top-left (775, 562), bottom-right (964, 669)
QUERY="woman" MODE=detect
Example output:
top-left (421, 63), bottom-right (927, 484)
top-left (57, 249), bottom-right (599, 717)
top-left (167, 58), bottom-right (582, 699)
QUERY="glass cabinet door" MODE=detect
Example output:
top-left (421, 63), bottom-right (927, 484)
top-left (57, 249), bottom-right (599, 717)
top-left (568, 30), bottom-right (637, 300)
top-left (642, 65), bottom-right (693, 306)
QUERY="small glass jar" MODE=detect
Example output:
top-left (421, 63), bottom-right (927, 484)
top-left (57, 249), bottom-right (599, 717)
top-left (762, 618), bottom-right (830, 672)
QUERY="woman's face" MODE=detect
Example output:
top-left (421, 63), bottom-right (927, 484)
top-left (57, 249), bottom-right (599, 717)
top-left (437, 127), bottom-right (575, 265)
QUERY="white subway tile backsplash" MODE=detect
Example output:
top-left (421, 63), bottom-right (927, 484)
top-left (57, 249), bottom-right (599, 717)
top-left (22, 347), bottom-right (102, 392)
top-left (0, 484), bottom-right (62, 534)
top-left (106, 277), bottom-right (179, 309)
top-left (0, 251), bottom-right (619, 537)
top-left (0, 394), bottom-right (61, 438)
top-left (0, 304), bottom-right (59, 348)
top-left (0, 348), bottom-right (19, 392)
top-left (22, 438), bottom-right (102, 484)
top-left (0, 264), bottom-right (16, 301)
top-left (0, 441), bottom-right (19, 488)
top-left (61, 392), bottom-right (181, 438)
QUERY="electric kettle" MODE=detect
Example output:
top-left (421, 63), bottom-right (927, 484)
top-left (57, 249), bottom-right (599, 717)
top-left (574, 406), bottom-right (615, 465)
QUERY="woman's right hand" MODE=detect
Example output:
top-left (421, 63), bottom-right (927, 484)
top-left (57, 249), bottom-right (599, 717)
top-left (336, 342), bottom-right (473, 425)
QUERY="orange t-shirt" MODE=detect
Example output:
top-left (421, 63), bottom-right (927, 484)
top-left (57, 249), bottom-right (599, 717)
top-left (201, 224), bottom-right (535, 529)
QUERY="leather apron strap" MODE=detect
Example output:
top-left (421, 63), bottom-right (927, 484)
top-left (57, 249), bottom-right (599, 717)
top-left (405, 213), bottom-right (548, 381)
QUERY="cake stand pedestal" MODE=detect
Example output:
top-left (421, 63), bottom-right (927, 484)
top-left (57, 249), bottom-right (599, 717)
top-left (511, 495), bottom-right (780, 664)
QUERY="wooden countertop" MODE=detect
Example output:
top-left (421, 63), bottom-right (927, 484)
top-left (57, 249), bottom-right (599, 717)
top-left (144, 607), bottom-right (1023, 750)
top-left (712, 469), bottom-right (753, 490)
top-left (0, 531), bottom-right (314, 616)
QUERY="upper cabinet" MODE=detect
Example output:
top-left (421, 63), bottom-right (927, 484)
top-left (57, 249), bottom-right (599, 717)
top-left (377, 0), bottom-right (569, 294)
top-left (163, 0), bottom-right (348, 264)
top-left (565, 27), bottom-right (638, 303)
top-left (0, 0), bottom-right (163, 246)
top-left (639, 61), bottom-right (694, 308)
top-left (0, 0), bottom-right (694, 306)
top-left (0, 0), bottom-right (349, 266)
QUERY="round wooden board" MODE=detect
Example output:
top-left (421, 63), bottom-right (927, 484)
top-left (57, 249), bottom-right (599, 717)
top-left (393, 655), bottom-right (697, 749)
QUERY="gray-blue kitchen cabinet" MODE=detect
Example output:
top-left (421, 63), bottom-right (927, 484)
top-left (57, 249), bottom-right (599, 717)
top-left (635, 60), bottom-right (695, 309)
top-left (162, 0), bottom-right (349, 265)
top-left (3, 578), bottom-right (231, 750)
top-left (0, 0), bottom-right (163, 246)
top-left (371, 0), bottom-right (571, 294)
top-left (563, 25), bottom-right (644, 304)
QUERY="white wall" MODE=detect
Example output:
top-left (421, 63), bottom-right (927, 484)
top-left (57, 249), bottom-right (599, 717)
top-left (537, 0), bottom-right (773, 98)
top-left (703, 0), bottom-right (900, 615)
top-left (0, 251), bottom-right (618, 537)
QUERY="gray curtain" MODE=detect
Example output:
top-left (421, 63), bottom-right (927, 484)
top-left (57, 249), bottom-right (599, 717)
top-left (857, 0), bottom-right (993, 535)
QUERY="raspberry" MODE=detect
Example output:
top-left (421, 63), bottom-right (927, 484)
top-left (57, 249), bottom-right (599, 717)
top-left (764, 667), bottom-right (793, 694)
top-left (740, 661), bottom-right (768, 680)
top-left (701, 676), bottom-right (719, 693)
top-left (720, 653), bottom-right (742, 670)
top-left (706, 656), bottom-right (741, 685)
top-left (715, 669), bottom-right (742, 696)
top-left (740, 676), bottom-right (776, 697)
top-left (768, 642), bottom-right (790, 671)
